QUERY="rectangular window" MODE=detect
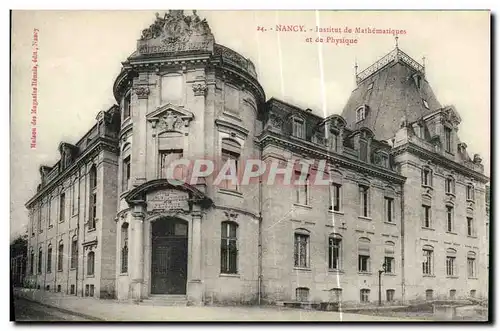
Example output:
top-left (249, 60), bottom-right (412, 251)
top-left (446, 206), bottom-right (453, 232)
top-left (295, 172), bottom-right (309, 205)
top-left (220, 150), bottom-right (239, 191)
top-left (220, 222), bottom-right (238, 274)
top-left (360, 289), bottom-right (370, 302)
top-left (59, 193), bottom-right (65, 222)
top-left (47, 247), bottom-right (52, 273)
top-left (360, 185), bottom-right (369, 217)
top-left (294, 233), bottom-right (309, 268)
top-left (467, 258), bottom-right (476, 278)
top-left (159, 150), bottom-right (183, 180)
top-left (85, 284), bottom-right (89, 296)
top-left (445, 177), bottom-right (455, 194)
top-left (37, 250), bottom-right (42, 274)
top-left (70, 240), bottom-right (78, 269)
top-left (123, 93), bottom-right (131, 119)
top-left (445, 127), bottom-right (452, 152)
top-left (328, 237), bottom-right (341, 270)
top-left (358, 255), bottom-right (370, 272)
top-left (422, 249), bottom-right (433, 275)
top-left (422, 168), bottom-right (431, 186)
top-left (329, 183), bottom-right (341, 212)
top-left (422, 205), bottom-right (431, 228)
top-left (384, 256), bottom-right (395, 273)
top-left (467, 217), bottom-right (474, 236)
top-left (450, 289), bottom-right (456, 299)
top-left (122, 156), bottom-right (131, 191)
top-left (296, 288), bottom-right (309, 302)
top-left (467, 185), bottom-right (475, 201)
top-left (385, 197), bottom-right (394, 223)
top-left (359, 139), bottom-right (368, 162)
top-left (58, 244), bottom-right (64, 271)
top-left (386, 289), bottom-right (395, 302)
top-left (30, 251), bottom-right (34, 275)
top-left (72, 183), bottom-right (78, 215)
top-left (293, 118), bottom-right (305, 139)
top-left (446, 256), bottom-right (456, 276)
top-left (89, 285), bottom-right (95, 297)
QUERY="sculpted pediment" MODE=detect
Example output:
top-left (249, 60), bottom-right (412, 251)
top-left (147, 103), bottom-right (194, 133)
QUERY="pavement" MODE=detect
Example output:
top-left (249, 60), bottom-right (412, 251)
top-left (13, 288), bottom-right (426, 322)
top-left (13, 297), bottom-right (93, 322)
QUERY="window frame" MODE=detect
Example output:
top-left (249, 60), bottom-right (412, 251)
top-left (70, 236), bottom-right (78, 269)
top-left (356, 106), bottom-right (366, 123)
top-left (467, 252), bottom-right (477, 278)
top-left (360, 289), bottom-right (370, 303)
top-left (329, 182), bottom-right (342, 212)
top-left (422, 204), bottom-right (432, 228)
top-left (359, 184), bottom-right (370, 218)
top-left (446, 205), bottom-right (454, 232)
top-left (294, 230), bottom-right (310, 269)
top-left (88, 165), bottom-right (97, 230)
top-left (59, 191), bottom-right (66, 223)
top-left (220, 221), bottom-right (238, 274)
top-left (358, 237), bottom-right (371, 273)
top-left (87, 251), bottom-right (95, 276)
top-left (57, 240), bottom-right (64, 272)
top-left (422, 246), bottom-right (434, 276)
top-left (292, 117), bottom-right (306, 139)
top-left (328, 234), bottom-right (342, 271)
top-left (446, 248), bottom-right (457, 277)
top-left (46, 244), bottom-right (52, 273)
top-left (220, 138), bottom-right (241, 192)
top-left (295, 171), bottom-right (310, 206)
top-left (121, 223), bottom-right (129, 274)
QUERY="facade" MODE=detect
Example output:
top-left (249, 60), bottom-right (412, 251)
top-left (24, 11), bottom-right (489, 306)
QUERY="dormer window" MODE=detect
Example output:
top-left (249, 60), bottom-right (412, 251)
top-left (292, 117), bottom-right (306, 139)
top-left (444, 127), bottom-right (452, 153)
top-left (356, 106), bottom-right (366, 123)
top-left (422, 99), bottom-right (429, 110)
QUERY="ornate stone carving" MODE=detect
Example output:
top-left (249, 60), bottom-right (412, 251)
top-left (159, 111), bottom-right (184, 131)
top-left (224, 210), bottom-right (238, 222)
top-left (133, 86), bottom-right (150, 99)
top-left (473, 154), bottom-right (482, 164)
top-left (192, 83), bottom-right (207, 96)
top-left (266, 113), bottom-right (283, 132)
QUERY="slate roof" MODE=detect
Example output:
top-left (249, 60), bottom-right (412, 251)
top-left (341, 47), bottom-right (442, 141)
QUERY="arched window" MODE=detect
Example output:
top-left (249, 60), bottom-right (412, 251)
top-left (88, 165), bottom-right (97, 229)
top-left (57, 240), bottom-right (64, 271)
top-left (466, 183), bottom-right (475, 201)
top-left (422, 245), bottom-right (434, 275)
top-left (467, 251), bottom-right (477, 278)
top-left (445, 176), bottom-right (455, 195)
top-left (421, 166), bottom-right (433, 187)
top-left (328, 234), bottom-right (342, 270)
top-left (47, 244), bottom-right (52, 273)
top-left (425, 289), bottom-right (433, 300)
top-left (87, 251), bottom-right (95, 276)
top-left (70, 236), bottom-right (78, 269)
top-left (446, 248), bottom-right (457, 276)
top-left (220, 138), bottom-right (241, 191)
top-left (121, 223), bottom-right (129, 274)
top-left (221, 222), bottom-right (238, 274)
top-left (37, 247), bottom-right (43, 274)
top-left (122, 144), bottom-right (132, 191)
top-left (358, 237), bottom-right (371, 273)
top-left (294, 228), bottom-right (310, 268)
top-left (446, 203), bottom-right (454, 232)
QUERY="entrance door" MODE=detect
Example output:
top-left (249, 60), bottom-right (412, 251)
top-left (151, 218), bottom-right (188, 295)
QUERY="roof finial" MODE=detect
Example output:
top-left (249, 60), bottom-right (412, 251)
top-left (395, 35), bottom-right (399, 49)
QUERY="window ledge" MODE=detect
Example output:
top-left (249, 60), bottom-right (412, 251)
top-left (358, 216), bottom-right (372, 221)
top-left (70, 268), bottom-right (76, 271)
top-left (467, 235), bottom-right (478, 239)
top-left (423, 274), bottom-right (436, 278)
top-left (57, 269), bottom-right (63, 273)
top-left (119, 273), bottom-right (128, 276)
top-left (219, 273), bottom-right (240, 278)
top-left (446, 231), bottom-right (458, 235)
top-left (59, 220), bottom-right (65, 223)
top-left (384, 273), bottom-right (397, 277)
top-left (328, 209), bottom-right (343, 215)
top-left (468, 277), bottom-right (478, 280)
top-left (328, 269), bottom-right (344, 274)
top-left (446, 276), bottom-right (459, 279)
top-left (88, 228), bottom-right (96, 233)
top-left (466, 199), bottom-right (475, 204)
top-left (445, 192), bottom-right (456, 197)
top-left (294, 203), bottom-right (312, 210)
top-left (86, 274), bottom-right (95, 278)
top-left (218, 188), bottom-right (243, 198)
top-left (384, 221), bottom-right (396, 226)
top-left (48, 225), bottom-right (53, 229)
top-left (71, 212), bottom-right (79, 217)
top-left (358, 272), bottom-right (372, 276)
top-left (421, 227), bottom-right (435, 231)
top-left (421, 185), bottom-right (433, 190)
top-left (293, 267), bottom-right (311, 272)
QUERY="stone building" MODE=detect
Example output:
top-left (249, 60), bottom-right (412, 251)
top-left (25, 11), bottom-right (489, 306)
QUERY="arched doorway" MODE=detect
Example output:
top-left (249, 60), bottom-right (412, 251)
top-left (151, 218), bottom-right (188, 295)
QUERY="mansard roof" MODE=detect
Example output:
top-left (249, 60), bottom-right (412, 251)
top-left (341, 47), bottom-right (442, 141)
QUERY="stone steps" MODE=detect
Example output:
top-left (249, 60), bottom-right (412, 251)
top-left (140, 295), bottom-right (188, 306)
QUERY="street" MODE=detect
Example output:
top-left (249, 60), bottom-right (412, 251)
top-left (12, 297), bottom-right (92, 322)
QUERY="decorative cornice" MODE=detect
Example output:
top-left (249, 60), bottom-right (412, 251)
top-left (392, 141), bottom-right (489, 184)
top-left (258, 132), bottom-right (405, 184)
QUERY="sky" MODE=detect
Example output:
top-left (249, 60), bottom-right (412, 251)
top-left (10, 10), bottom-right (490, 238)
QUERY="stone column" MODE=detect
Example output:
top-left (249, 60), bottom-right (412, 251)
top-left (130, 203), bottom-right (145, 301)
top-left (132, 84), bottom-right (150, 186)
top-left (187, 211), bottom-right (203, 305)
